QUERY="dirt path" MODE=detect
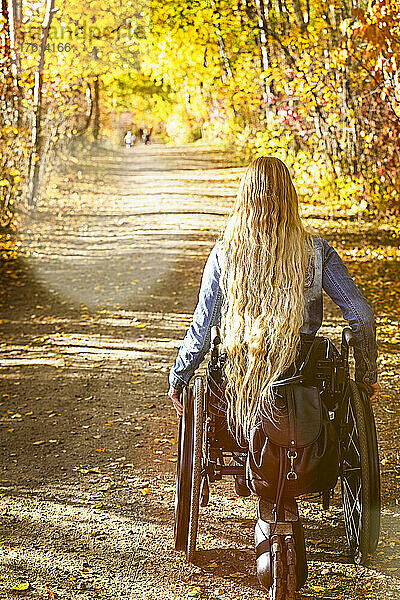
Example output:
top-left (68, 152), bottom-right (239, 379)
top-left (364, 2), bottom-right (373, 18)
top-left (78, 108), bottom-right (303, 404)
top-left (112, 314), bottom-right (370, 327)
top-left (0, 143), bottom-right (399, 600)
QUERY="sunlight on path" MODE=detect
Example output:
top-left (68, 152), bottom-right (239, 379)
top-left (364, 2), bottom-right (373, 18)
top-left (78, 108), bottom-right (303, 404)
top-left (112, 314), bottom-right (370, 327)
top-left (16, 145), bottom-right (239, 309)
top-left (0, 144), bottom-right (399, 600)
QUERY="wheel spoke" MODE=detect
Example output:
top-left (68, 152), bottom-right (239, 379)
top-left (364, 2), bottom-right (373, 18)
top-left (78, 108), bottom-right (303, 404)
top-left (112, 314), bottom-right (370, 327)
top-left (344, 402), bottom-right (360, 459)
top-left (342, 466), bottom-right (361, 474)
top-left (343, 476), bottom-right (362, 513)
top-left (343, 482), bottom-right (360, 546)
top-left (342, 476), bottom-right (362, 546)
top-left (348, 428), bottom-right (361, 460)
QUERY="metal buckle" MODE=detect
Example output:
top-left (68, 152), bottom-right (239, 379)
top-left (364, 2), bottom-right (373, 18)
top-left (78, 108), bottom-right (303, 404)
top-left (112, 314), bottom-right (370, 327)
top-left (286, 449), bottom-right (298, 480)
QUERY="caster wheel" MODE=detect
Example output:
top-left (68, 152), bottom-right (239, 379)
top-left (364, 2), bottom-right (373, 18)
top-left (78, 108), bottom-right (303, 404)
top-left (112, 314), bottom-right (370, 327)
top-left (255, 499), bottom-right (307, 593)
top-left (285, 535), bottom-right (297, 600)
top-left (269, 535), bottom-right (284, 600)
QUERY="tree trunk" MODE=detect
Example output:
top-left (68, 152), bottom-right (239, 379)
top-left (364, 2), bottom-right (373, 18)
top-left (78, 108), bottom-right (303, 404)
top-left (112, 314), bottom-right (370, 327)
top-left (6, 0), bottom-right (21, 123)
top-left (27, 0), bottom-right (56, 208)
top-left (209, 0), bottom-right (233, 84)
top-left (9, 0), bottom-right (23, 125)
top-left (1, 0), bottom-right (17, 126)
top-left (92, 75), bottom-right (100, 142)
top-left (254, 0), bottom-right (275, 121)
top-left (291, 0), bottom-right (306, 32)
top-left (74, 80), bottom-right (93, 137)
top-left (216, 34), bottom-right (232, 84)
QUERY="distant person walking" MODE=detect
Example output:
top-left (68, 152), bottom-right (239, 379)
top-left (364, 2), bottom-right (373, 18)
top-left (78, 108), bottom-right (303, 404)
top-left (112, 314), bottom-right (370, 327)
top-left (124, 130), bottom-right (134, 148)
top-left (144, 127), bottom-right (153, 145)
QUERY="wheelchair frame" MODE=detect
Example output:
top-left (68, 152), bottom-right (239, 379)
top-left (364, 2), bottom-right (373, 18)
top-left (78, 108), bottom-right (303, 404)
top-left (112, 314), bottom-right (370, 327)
top-left (174, 327), bottom-right (381, 567)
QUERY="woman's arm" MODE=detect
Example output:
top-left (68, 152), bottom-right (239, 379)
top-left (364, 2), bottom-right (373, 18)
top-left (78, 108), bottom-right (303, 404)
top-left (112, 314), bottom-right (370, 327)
top-left (169, 242), bottom-right (223, 397)
top-left (321, 239), bottom-right (379, 390)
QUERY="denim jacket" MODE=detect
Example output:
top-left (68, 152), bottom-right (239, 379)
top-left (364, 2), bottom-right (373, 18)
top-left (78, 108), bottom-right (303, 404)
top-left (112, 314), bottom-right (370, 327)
top-left (169, 236), bottom-right (378, 389)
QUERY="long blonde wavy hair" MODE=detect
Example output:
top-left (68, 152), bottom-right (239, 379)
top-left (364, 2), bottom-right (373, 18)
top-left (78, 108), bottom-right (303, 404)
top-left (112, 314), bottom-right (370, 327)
top-left (220, 156), bottom-right (314, 441)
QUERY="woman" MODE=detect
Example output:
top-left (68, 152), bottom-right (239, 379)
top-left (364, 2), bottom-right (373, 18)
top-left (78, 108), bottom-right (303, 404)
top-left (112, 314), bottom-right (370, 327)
top-left (168, 156), bottom-right (380, 432)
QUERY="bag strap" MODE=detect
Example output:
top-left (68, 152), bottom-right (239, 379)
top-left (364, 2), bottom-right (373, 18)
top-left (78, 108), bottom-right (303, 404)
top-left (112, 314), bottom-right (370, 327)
top-left (272, 446), bottom-right (288, 524)
top-left (297, 336), bottom-right (318, 374)
top-left (271, 374), bottom-right (303, 387)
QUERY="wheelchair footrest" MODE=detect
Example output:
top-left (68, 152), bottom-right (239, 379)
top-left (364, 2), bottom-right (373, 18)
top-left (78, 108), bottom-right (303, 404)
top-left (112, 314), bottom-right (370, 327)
top-left (258, 498), bottom-right (299, 523)
top-left (255, 499), bottom-right (308, 597)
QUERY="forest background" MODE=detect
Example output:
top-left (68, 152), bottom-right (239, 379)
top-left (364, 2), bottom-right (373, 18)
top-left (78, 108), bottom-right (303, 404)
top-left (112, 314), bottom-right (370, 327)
top-left (1, 1), bottom-right (400, 598)
top-left (1, 0), bottom-right (400, 234)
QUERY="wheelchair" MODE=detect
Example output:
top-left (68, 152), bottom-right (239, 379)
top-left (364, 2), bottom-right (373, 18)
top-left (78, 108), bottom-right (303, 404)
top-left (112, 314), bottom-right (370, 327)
top-left (174, 326), bottom-right (381, 592)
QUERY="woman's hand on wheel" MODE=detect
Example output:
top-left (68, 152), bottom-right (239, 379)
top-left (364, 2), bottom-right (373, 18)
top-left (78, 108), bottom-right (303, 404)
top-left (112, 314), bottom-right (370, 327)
top-left (168, 386), bottom-right (183, 417)
top-left (359, 381), bottom-right (381, 404)
top-left (368, 381), bottom-right (381, 404)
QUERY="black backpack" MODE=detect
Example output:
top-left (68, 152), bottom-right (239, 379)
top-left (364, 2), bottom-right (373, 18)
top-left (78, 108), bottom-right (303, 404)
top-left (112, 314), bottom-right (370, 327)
top-left (246, 338), bottom-right (340, 503)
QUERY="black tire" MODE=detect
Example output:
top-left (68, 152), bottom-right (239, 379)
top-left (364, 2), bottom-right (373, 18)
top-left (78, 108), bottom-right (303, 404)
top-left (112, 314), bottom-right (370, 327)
top-left (187, 376), bottom-right (204, 562)
top-left (339, 380), bottom-right (381, 564)
top-left (292, 518), bottom-right (308, 590)
top-left (174, 387), bottom-right (194, 551)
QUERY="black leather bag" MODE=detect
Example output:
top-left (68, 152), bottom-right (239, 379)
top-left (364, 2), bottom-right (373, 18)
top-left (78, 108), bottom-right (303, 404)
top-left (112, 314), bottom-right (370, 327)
top-left (246, 369), bottom-right (340, 502)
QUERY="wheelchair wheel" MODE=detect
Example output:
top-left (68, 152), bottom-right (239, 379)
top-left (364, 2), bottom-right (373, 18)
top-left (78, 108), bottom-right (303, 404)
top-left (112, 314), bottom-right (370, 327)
top-left (174, 386), bottom-right (194, 551)
top-left (187, 376), bottom-right (204, 562)
top-left (340, 380), bottom-right (381, 565)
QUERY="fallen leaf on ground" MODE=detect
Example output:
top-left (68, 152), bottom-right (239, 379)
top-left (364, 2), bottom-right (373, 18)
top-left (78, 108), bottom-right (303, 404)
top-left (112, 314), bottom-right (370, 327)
top-left (12, 581), bottom-right (30, 591)
top-left (188, 587), bottom-right (202, 597)
top-left (99, 483), bottom-right (111, 491)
